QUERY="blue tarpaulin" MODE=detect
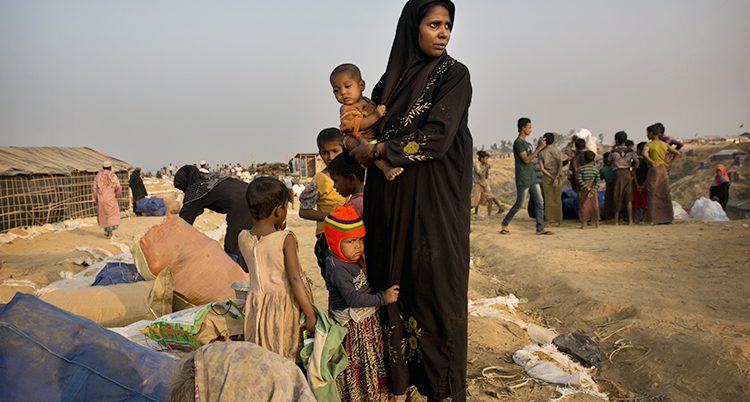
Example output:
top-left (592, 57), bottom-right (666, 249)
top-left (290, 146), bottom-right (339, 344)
top-left (92, 262), bottom-right (144, 286)
top-left (136, 197), bottom-right (167, 216)
top-left (0, 293), bottom-right (176, 402)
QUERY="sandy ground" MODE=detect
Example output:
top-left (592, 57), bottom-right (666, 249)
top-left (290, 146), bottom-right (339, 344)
top-left (1, 188), bottom-right (749, 400)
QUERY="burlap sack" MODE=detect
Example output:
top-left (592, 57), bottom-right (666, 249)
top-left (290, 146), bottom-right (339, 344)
top-left (40, 281), bottom-right (154, 327)
top-left (139, 215), bottom-right (247, 306)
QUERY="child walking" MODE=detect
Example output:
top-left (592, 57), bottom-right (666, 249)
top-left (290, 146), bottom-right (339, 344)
top-left (326, 151), bottom-right (365, 217)
top-left (577, 151), bottom-right (601, 229)
top-left (238, 177), bottom-right (315, 362)
top-left (330, 63), bottom-right (403, 181)
top-left (299, 128), bottom-right (347, 276)
top-left (323, 206), bottom-right (400, 402)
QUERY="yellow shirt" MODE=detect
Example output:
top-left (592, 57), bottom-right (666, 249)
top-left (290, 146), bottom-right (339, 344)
top-left (644, 140), bottom-right (670, 163)
top-left (311, 172), bottom-right (346, 234)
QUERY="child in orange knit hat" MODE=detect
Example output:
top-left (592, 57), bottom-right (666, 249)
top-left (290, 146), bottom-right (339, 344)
top-left (323, 205), bottom-right (399, 401)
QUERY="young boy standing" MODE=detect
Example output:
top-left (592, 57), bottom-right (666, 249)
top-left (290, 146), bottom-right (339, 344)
top-left (299, 128), bottom-right (347, 276)
top-left (577, 151), bottom-right (601, 229)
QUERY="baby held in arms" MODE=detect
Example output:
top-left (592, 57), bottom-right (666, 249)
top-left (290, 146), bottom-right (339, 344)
top-left (330, 63), bottom-right (403, 181)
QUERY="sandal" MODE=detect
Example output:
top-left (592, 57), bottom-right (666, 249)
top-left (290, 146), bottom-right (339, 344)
top-left (498, 229), bottom-right (510, 235)
top-left (536, 230), bottom-right (554, 235)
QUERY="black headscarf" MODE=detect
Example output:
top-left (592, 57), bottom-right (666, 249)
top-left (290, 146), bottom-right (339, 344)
top-left (174, 165), bottom-right (229, 205)
top-left (374, 0), bottom-right (455, 139)
top-left (129, 168), bottom-right (148, 204)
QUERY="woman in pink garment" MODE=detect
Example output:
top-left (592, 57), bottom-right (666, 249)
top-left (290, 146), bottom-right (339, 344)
top-left (92, 161), bottom-right (123, 238)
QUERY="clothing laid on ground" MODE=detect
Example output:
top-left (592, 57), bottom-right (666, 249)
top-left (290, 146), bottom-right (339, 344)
top-left (363, 2), bottom-right (470, 398)
top-left (174, 165), bottom-right (252, 256)
top-left (577, 165), bottom-right (601, 222)
top-left (238, 230), bottom-right (312, 362)
top-left (324, 256), bottom-right (390, 402)
top-left (646, 164), bottom-right (673, 224)
top-left (92, 169), bottom-right (122, 230)
top-left (128, 169), bottom-right (147, 213)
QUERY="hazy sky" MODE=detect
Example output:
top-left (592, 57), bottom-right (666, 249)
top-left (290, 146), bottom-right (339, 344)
top-left (2, 1), bottom-right (749, 172)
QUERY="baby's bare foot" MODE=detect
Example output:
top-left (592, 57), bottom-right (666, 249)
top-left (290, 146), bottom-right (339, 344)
top-left (386, 167), bottom-right (404, 181)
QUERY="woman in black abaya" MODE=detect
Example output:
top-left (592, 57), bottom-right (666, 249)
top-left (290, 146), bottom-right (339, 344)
top-left (351, 1), bottom-right (472, 399)
top-left (128, 168), bottom-right (148, 214)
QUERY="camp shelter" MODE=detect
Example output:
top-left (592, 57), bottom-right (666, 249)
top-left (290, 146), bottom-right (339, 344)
top-left (292, 153), bottom-right (323, 179)
top-left (709, 149), bottom-right (746, 162)
top-left (0, 147), bottom-right (131, 232)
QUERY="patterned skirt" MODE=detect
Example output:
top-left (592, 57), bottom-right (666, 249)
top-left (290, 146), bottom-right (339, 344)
top-left (336, 314), bottom-right (390, 402)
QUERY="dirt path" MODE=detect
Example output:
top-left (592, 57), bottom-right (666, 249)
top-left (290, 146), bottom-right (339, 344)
top-left (469, 215), bottom-right (750, 400)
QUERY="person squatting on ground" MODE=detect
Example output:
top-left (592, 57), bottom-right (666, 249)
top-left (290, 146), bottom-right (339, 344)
top-left (608, 131), bottom-right (640, 225)
top-left (323, 205), bottom-right (400, 401)
top-left (331, 63), bottom-right (404, 181)
top-left (299, 128), bottom-right (347, 277)
top-left (577, 150), bottom-right (601, 229)
top-left (472, 150), bottom-right (503, 216)
top-left (92, 160), bottom-right (123, 238)
top-left (537, 132), bottom-right (565, 226)
top-left (237, 177), bottom-right (316, 363)
top-left (500, 117), bottom-right (552, 235)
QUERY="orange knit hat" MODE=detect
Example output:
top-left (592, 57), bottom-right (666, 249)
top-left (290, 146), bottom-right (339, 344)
top-left (324, 205), bottom-right (366, 262)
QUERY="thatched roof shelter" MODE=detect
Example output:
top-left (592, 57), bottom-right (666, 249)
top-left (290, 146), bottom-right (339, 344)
top-left (0, 147), bottom-right (132, 231)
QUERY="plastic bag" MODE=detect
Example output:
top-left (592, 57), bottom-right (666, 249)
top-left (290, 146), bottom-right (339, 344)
top-left (672, 201), bottom-right (690, 220)
top-left (690, 197), bottom-right (729, 221)
top-left (141, 299), bottom-right (245, 351)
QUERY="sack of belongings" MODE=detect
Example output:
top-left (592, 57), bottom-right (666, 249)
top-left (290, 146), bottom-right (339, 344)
top-left (136, 197), bottom-right (167, 216)
top-left (142, 299), bottom-right (245, 351)
top-left (139, 215), bottom-right (248, 306)
top-left (39, 281), bottom-right (154, 327)
top-left (0, 293), bottom-right (176, 402)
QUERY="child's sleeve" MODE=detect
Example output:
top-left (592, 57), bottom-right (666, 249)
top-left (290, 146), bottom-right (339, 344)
top-left (329, 267), bottom-right (386, 308)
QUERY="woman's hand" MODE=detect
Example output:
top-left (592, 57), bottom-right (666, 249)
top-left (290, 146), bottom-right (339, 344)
top-left (351, 142), bottom-right (376, 166)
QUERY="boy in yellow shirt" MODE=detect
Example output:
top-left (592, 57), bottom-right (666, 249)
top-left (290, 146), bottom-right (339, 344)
top-left (299, 128), bottom-right (347, 276)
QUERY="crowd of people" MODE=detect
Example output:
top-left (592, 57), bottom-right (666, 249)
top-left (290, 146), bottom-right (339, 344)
top-left (469, 118), bottom-right (735, 232)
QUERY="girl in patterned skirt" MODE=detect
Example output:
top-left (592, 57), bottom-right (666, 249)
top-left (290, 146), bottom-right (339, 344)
top-left (323, 206), bottom-right (400, 401)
